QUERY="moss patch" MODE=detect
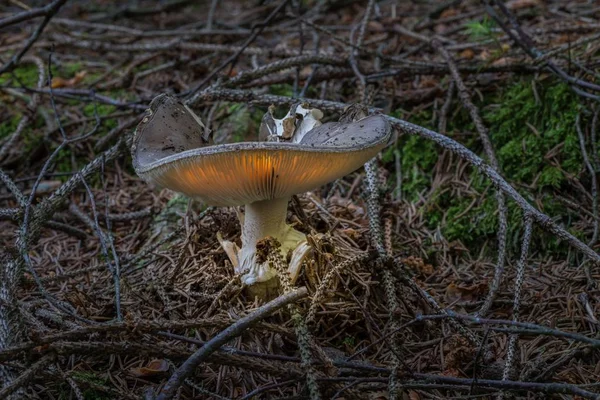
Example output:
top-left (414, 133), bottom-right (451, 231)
top-left (392, 78), bottom-right (586, 256)
top-left (0, 63), bottom-right (43, 87)
top-left (0, 115), bottom-right (22, 140)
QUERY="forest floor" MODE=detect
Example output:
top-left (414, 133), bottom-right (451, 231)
top-left (1, 0), bottom-right (600, 399)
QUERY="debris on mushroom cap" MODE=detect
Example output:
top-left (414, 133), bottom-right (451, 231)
top-left (259, 102), bottom-right (324, 143)
top-left (292, 104), bottom-right (324, 143)
top-left (131, 94), bottom-right (392, 207)
top-left (339, 103), bottom-right (369, 123)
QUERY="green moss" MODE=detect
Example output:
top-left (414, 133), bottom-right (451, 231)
top-left (465, 17), bottom-right (496, 41)
top-left (64, 371), bottom-right (111, 400)
top-left (0, 115), bottom-right (22, 139)
top-left (392, 79), bottom-right (585, 256)
top-left (0, 63), bottom-right (42, 87)
top-left (388, 109), bottom-right (451, 202)
top-left (212, 103), bottom-right (263, 143)
top-left (80, 103), bottom-right (119, 141)
top-left (83, 103), bottom-right (116, 118)
top-left (62, 62), bottom-right (83, 78)
top-left (465, 17), bottom-right (505, 56)
top-left (487, 81), bottom-right (581, 187)
top-left (270, 84), bottom-right (294, 97)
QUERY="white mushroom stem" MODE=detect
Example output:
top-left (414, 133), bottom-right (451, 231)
top-left (236, 197), bottom-right (306, 285)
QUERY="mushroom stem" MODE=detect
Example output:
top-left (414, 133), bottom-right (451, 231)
top-left (237, 197), bottom-right (305, 285)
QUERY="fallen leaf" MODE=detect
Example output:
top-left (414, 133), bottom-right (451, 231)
top-left (408, 390), bottom-right (421, 400)
top-left (441, 368), bottom-right (461, 377)
top-left (555, 34), bottom-right (572, 45)
top-left (51, 71), bottom-right (87, 88)
top-left (440, 8), bottom-right (459, 19)
top-left (479, 50), bottom-right (491, 61)
top-left (444, 335), bottom-right (475, 370)
top-left (129, 359), bottom-right (169, 378)
top-left (420, 78), bottom-right (437, 88)
top-left (339, 228), bottom-right (360, 240)
top-left (445, 281), bottom-right (488, 304)
top-left (368, 21), bottom-right (384, 32)
top-left (368, 391), bottom-right (388, 400)
top-left (506, 0), bottom-right (540, 10)
top-left (492, 57), bottom-right (511, 66)
top-left (459, 49), bottom-right (475, 60)
top-left (33, 344), bottom-right (49, 353)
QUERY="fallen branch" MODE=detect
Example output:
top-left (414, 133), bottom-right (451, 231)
top-left (0, 0), bottom-right (67, 74)
top-left (500, 214), bottom-right (533, 399)
top-left (0, 354), bottom-right (55, 398)
top-left (155, 287), bottom-right (309, 400)
top-left (430, 39), bottom-right (508, 318)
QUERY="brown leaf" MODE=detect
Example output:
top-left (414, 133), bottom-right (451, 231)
top-left (369, 391), bottom-right (388, 400)
top-left (441, 368), bottom-right (461, 377)
top-left (420, 78), bottom-right (437, 88)
top-left (479, 50), bottom-right (491, 61)
top-left (33, 344), bottom-right (49, 353)
top-left (491, 57), bottom-right (511, 66)
top-left (445, 281), bottom-right (487, 304)
top-left (408, 390), bottom-right (421, 400)
top-left (459, 49), bottom-right (475, 60)
top-left (129, 359), bottom-right (169, 378)
top-left (440, 8), bottom-right (459, 19)
top-left (444, 335), bottom-right (475, 370)
top-left (367, 21), bottom-right (384, 32)
top-left (340, 228), bottom-right (360, 240)
top-left (51, 71), bottom-right (87, 88)
top-left (506, 0), bottom-right (540, 10)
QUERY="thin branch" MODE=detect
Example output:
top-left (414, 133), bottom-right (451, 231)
top-left (17, 54), bottom-right (102, 324)
top-left (186, 0), bottom-right (291, 102)
top-left (0, 56), bottom-right (44, 162)
top-left (204, 0), bottom-right (218, 31)
top-left (0, 354), bottom-right (55, 398)
top-left (0, 0), bottom-right (67, 74)
top-left (266, 241), bottom-right (321, 400)
top-left (499, 214), bottom-right (533, 398)
top-left (0, 169), bottom-right (26, 207)
top-left (0, 0), bottom-right (64, 29)
top-left (416, 312), bottom-right (600, 347)
top-left (483, 0), bottom-right (600, 100)
top-left (430, 40), bottom-right (509, 318)
top-left (155, 287), bottom-right (308, 400)
top-left (577, 113), bottom-right (599, 245)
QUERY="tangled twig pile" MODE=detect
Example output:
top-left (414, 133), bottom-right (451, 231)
top-left (1, 0), bottom-right (600, 399)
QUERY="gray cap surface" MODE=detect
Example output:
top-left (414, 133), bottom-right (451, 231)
top-left (132, 95), bottom-right (392, 206)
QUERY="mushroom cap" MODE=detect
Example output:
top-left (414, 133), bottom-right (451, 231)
top-left (132, 94), bottom-right (392, 207)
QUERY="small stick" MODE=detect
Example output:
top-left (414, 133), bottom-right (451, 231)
top-left (576, 113), bottom-right (599, 245)
top-left (0, 354), bottom-right (55, 398)
top-left (430, 40), bottom-right (509, 318)
top-left (155, 287), bottom-right (308, 400)
top-left (499, 215), bottom-right (533, 399)
top-left (186, 0), bottom-right (291, 102)
top-left (0, 0), bottom-right (67, 74)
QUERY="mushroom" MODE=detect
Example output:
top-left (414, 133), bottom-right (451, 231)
top-left (131, 94), bottom-right (392, 295)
